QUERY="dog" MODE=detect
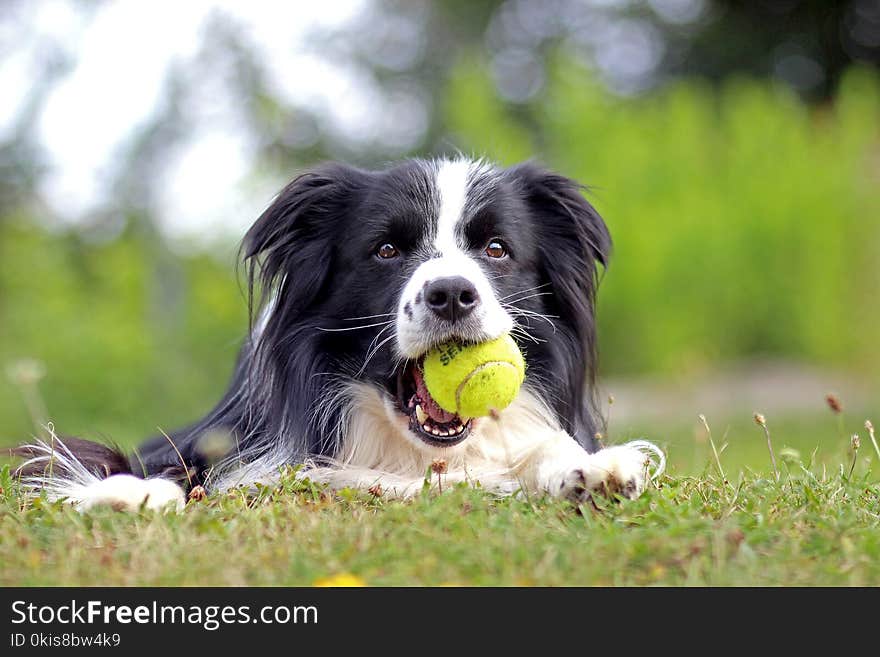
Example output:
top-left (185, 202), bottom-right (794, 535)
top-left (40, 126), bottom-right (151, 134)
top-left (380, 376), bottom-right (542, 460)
top-left (12, 157), bottom-right (664, 511)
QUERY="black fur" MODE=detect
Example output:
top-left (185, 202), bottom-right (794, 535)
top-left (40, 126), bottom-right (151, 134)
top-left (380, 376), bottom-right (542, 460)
top-left (13, 159), bottom-right (612, 491)
top-left (507, 163), bottom-right (611, 444)
top-left (10, 436), bottom-right (130, 479)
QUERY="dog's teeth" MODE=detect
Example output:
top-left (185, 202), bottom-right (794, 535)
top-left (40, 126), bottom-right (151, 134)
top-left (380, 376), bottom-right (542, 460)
top-left (431, 428), bottom-right (440, 436)
top-left (415, 404), bottom-right (427, 425)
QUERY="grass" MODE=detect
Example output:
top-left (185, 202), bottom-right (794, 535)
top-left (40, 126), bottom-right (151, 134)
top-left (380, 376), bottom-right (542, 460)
top-left (2, 437), bottom-right (880, 586)
top-left (617, 408), bottom-right (879, 477)
top-left (2, 373), bottom-right (878, 586)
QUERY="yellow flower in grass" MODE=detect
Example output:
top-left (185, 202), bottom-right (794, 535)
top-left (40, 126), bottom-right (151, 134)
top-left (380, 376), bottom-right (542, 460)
top-left (313, 573), bottom-right (367, 587)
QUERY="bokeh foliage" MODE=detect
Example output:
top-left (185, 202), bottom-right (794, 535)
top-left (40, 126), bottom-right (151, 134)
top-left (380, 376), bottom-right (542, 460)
top-left (2, 60), bottom-right (879, 448)
top-left (447, 60), bottom-right (880, 376)
top-left (0, 221), bottom-right (246, 445)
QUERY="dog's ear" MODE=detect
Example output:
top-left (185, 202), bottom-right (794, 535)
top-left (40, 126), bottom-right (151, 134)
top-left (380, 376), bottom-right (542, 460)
top-left (243, 162), bottom-right (365, 316)
top-left (509, 162), bottom-right (612, 446)
top-left (510, 162), bottom-right (611, 308)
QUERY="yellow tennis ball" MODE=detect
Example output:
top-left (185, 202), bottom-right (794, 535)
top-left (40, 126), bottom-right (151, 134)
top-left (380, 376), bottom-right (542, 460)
top-left (422, 334), bottom-right (525, 418)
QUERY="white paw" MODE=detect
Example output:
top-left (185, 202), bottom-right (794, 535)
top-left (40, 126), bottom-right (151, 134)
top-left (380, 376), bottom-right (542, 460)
top-left (553, 441), bottom-right (665, 503)
top-left (77, 475), bottom-right (186, 512)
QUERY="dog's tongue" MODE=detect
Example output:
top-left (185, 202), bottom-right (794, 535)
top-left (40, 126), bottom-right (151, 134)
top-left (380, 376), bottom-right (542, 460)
top-left (413, 366), bottom-right (458, 423)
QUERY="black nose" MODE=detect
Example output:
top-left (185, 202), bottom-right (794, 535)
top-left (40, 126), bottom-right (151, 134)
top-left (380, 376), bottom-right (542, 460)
top-left (424, 276), bottom-right (480, 323)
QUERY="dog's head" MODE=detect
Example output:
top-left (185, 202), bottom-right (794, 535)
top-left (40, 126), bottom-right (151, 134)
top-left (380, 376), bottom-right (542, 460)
top-left (244, 158), bottom-right (610, 455)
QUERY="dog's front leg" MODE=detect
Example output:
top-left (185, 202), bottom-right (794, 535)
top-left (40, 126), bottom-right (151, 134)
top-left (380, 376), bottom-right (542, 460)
top-left (530, 432), bottom-right (665, 503)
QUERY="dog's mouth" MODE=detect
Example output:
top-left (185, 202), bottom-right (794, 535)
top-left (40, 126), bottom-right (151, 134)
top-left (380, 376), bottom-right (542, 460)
top-left (395, 360), bottom-right (473, 448)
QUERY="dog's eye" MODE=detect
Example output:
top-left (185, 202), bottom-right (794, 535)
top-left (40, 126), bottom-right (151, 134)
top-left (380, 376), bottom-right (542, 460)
top-left (376, 243), bottom-right (399, 259)
top-left (485, 239), bottom-right (507, 259)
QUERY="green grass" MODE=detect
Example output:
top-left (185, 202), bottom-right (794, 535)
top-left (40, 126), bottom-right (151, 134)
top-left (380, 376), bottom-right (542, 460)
top-left (3, 440), bottom-right (879, 586)
top-left (616, 410), bottom-right (879, 477)
top-left (3, 67), bottom-right (880, 448)
top-left (3, 381), bottom-right (877, 586)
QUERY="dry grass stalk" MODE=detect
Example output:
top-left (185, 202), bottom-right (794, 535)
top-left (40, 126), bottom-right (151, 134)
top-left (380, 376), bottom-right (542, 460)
top-left (754, 412), bottom-right (779, 482)
top-left (431, 458), bottom-right (448, 493)
top-left (849, 434), bottom-right (860, 478)
top-left (188, 485), bottom-right (207, 502)
top-left (865, 420), bottom-right (880, 464)
top-left (698, 414), bottom-right (725, 482)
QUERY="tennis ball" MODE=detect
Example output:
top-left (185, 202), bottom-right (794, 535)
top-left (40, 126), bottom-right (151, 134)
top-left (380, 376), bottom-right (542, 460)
top-left (422, 334), bottom-right (525, 418)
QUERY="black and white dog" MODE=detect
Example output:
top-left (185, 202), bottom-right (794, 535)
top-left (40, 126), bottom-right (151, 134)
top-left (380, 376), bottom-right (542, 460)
top-left (14, 158), bottom-right (664, 510)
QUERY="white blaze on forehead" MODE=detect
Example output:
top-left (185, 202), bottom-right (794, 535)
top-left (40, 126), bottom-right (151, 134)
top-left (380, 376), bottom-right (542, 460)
top-left (434, 159), bottom-right (474, 254)
top-left (395, 158), bottom-right (512, 358)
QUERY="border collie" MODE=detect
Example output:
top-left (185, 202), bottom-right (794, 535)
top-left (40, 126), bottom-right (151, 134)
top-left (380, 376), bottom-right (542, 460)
top-left (12, 157), bottom-right (664, 511)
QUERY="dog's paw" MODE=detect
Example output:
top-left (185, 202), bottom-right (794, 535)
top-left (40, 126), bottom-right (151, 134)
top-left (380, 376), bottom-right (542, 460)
top-left (554, 441), bottom-right (665, 504)
top-left (78, 475), bottom-right (186, 512)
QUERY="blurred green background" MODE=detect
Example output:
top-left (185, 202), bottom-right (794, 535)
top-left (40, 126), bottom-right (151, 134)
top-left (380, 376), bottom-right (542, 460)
top-left (2, 0), bottom-right (879, 475)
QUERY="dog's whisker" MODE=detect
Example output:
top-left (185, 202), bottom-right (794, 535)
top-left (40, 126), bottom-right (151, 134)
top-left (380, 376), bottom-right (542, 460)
top-left (504, 305), bottom-right (559, 333)
top-left (498, 282), bottom-right (552, 301)
top-left (364, 323), bottom-right (395, 354)
top-left (510, 320), bottom-right (554, 339)
top-left (356, 324), bottom-right (397, 377)
top-left (340, 313), bottom-right (396, 321)
top-left (504, 305), bottom-right (559, 319)
top-left (316, 320), bottom-right (394, 332)
top-left (504, 306), bottom-right (559, 320)
top-left (357, 332), bottom-right (398, 377)
top-left (500, 291), bottom-right (553, 305)
top-left (509, 312), bottom-right (559, 328)
top-left (509, 325), bottom-right (545, 345)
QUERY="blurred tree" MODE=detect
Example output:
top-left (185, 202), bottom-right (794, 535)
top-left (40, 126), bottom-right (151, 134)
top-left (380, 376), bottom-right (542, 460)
top-left (0, 46), bottom-right (68, 217)
top-left (662, 0), bottom-right (880, 101)
top-left (293, 0), bottom-right (880, 166)
top-left (2, 0), bottom-right (878, 231)
top-left (1, 0), bottom-right (879, 445)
